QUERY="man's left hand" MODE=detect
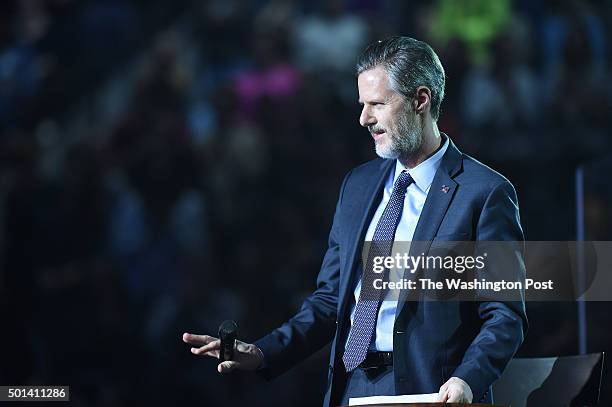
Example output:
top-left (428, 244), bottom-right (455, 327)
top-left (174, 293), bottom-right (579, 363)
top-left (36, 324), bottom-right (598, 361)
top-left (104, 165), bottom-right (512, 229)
top-left (438, 376), bottom-right (473, 403)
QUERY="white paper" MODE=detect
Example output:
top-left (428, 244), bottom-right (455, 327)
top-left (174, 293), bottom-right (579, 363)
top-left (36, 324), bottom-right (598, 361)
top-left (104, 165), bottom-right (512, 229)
top-left (349, 393), bottom-right (439, 405)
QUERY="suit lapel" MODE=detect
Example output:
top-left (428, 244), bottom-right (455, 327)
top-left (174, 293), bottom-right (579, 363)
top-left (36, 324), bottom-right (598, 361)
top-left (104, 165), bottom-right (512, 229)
top-left (396, 137), bottom-right (463, 315)
top-left (337, 159), bottom-right (394, 323)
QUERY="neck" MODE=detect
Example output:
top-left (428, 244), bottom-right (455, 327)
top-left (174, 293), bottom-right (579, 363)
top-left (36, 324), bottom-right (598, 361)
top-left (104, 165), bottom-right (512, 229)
top-left (399, 120), bottom-right (442, 169)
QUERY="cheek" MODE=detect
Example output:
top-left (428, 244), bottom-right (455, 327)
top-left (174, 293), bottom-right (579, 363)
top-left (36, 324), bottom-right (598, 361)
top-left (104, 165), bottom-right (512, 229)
top-left (387, 115), bottom-right (400, 131)
top-left (379, 111), bottom-right (393, 128)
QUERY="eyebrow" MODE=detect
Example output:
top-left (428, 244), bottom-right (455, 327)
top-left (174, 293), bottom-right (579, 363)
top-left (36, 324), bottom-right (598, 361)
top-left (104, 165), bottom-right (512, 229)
top-left (358, 100), bottom-right (385, 105)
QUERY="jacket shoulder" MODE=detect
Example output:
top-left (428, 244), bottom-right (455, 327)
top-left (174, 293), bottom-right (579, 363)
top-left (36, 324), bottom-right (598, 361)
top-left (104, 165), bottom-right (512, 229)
top-left (459, 153), bottom-right (515, 191)
top-left (340, 157), bottom-right (389, 187)
top-left (350, 157), bottom-right (388, 177)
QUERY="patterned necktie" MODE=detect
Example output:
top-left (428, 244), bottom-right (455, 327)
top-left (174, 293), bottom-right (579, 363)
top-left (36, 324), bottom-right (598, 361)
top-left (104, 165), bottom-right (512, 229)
top-left (342, 170), bottom-right (414, 372)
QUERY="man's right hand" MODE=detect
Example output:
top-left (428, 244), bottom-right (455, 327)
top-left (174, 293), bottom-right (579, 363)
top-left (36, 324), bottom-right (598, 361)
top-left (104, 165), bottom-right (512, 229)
top-left (182, 332), bottom-right (265, 374)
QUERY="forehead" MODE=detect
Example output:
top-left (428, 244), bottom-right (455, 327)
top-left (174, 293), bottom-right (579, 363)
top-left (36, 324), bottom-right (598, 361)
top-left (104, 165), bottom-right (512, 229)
top-left (357, 66), bottom-right (397, 101)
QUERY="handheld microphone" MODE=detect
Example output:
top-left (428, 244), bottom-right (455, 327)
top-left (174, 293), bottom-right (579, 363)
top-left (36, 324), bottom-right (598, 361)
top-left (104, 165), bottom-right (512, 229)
top-left (218, 320), bottom-right (238, 361)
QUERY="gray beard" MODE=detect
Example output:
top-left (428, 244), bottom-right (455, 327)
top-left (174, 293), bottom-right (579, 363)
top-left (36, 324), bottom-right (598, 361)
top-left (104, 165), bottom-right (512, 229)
top-left (375, 111), bottom-right (423, 160)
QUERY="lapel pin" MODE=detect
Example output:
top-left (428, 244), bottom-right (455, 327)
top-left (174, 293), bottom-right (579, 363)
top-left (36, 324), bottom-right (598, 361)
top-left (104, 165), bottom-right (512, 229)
top-left (441, 185), bottom-right (450, 193)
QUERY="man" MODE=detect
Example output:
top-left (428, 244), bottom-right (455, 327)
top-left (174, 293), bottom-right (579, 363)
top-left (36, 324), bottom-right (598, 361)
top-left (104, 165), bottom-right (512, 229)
top-left (183, 36), bottom-right (527, 405)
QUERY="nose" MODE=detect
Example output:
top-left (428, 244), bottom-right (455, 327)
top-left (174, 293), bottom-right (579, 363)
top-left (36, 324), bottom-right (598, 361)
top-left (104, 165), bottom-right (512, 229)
top-left (359, 105), bottom-right (376, 128)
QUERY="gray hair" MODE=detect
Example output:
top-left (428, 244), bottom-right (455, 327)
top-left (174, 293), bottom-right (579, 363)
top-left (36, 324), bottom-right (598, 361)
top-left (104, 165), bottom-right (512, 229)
top-left (356, 36), bottom-right (446, 121)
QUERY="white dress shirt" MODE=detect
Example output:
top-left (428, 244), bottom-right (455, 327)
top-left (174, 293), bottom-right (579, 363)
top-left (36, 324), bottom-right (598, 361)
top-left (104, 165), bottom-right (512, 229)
top-left (347, 136), bottom-right (449, 351)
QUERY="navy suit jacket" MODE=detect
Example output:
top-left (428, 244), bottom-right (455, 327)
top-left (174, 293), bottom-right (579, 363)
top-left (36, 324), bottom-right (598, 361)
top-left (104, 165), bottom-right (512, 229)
top-left (255, 137), bottom-right (527, 406)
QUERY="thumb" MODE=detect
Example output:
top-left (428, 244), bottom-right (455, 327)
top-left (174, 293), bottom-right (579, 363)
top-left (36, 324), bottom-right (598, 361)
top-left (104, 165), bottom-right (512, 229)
top-left (218, 360), bottom-right (239, 374)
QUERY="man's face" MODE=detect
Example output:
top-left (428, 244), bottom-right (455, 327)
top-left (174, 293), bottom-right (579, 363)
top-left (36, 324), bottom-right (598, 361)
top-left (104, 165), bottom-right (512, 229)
top-left (357, 66), bottom-right (422, 160)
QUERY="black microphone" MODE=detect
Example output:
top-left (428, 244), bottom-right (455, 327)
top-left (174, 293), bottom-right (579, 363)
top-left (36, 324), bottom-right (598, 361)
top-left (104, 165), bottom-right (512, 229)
top-left (218, 320), bottom-right (238, 362)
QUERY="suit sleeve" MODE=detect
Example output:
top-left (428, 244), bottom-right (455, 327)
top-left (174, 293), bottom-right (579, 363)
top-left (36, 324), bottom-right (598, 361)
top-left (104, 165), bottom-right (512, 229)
top-left (254, 170), bottom-right (351, 380)
top-left (451, 180), bottom-right (529, 401)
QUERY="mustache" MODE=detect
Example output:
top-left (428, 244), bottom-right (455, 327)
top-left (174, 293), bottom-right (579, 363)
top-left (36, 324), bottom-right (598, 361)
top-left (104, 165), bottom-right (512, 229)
top-left (369, 125), bottom-right (386, 134)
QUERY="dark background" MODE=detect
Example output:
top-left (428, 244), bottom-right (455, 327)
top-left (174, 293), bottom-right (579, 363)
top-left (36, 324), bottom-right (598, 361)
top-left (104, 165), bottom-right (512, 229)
top-left (1, 0), bottom-right (611, 406)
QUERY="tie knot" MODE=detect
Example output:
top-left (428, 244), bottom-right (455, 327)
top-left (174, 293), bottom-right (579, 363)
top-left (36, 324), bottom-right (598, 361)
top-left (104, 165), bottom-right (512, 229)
top-left (394, 170), bottom-right (414, 193)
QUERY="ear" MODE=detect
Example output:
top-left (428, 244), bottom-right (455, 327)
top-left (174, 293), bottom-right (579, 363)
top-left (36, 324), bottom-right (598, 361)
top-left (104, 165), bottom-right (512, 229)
top-left (413, 86), bottom-right (431, 116)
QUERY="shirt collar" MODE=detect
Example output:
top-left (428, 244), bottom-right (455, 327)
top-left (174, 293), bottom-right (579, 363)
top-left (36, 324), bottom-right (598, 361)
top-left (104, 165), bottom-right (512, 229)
top-left (392, 134), bottom-right (449, 193)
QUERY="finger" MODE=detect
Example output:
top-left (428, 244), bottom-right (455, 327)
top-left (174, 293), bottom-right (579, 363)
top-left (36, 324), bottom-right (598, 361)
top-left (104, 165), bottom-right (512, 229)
top-left (235, 340), bottom-right (250, 352)
top-left (437, 389), bottom-right (449, 402)
top-left (185, 340), bottom-right (221, 355)
top-left (439, 382), bottom-right (449, 393)
top-left (191, 340), bottom-right (221, 356)
top-left (217, 361), bottom-right (239, 374)
top-left (200, 339), bottom-right (221, 353)
top-left (446, 388), bottom-right (461, 403)
top-left (191, 346), bottom-right (220, 358)
top-left (183, 333), bottom-right (217, 346)
top-left (437, 382), bottom-right (449, 400)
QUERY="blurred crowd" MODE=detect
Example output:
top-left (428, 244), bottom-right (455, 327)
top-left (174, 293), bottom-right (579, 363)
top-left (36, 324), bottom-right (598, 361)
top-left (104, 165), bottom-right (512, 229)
top-left (1, 0), bottom-right (611, 406)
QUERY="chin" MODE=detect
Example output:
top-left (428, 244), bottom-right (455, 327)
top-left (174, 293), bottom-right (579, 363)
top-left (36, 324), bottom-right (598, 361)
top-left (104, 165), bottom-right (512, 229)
top-left (375, 143), bottom-right (399, 160)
